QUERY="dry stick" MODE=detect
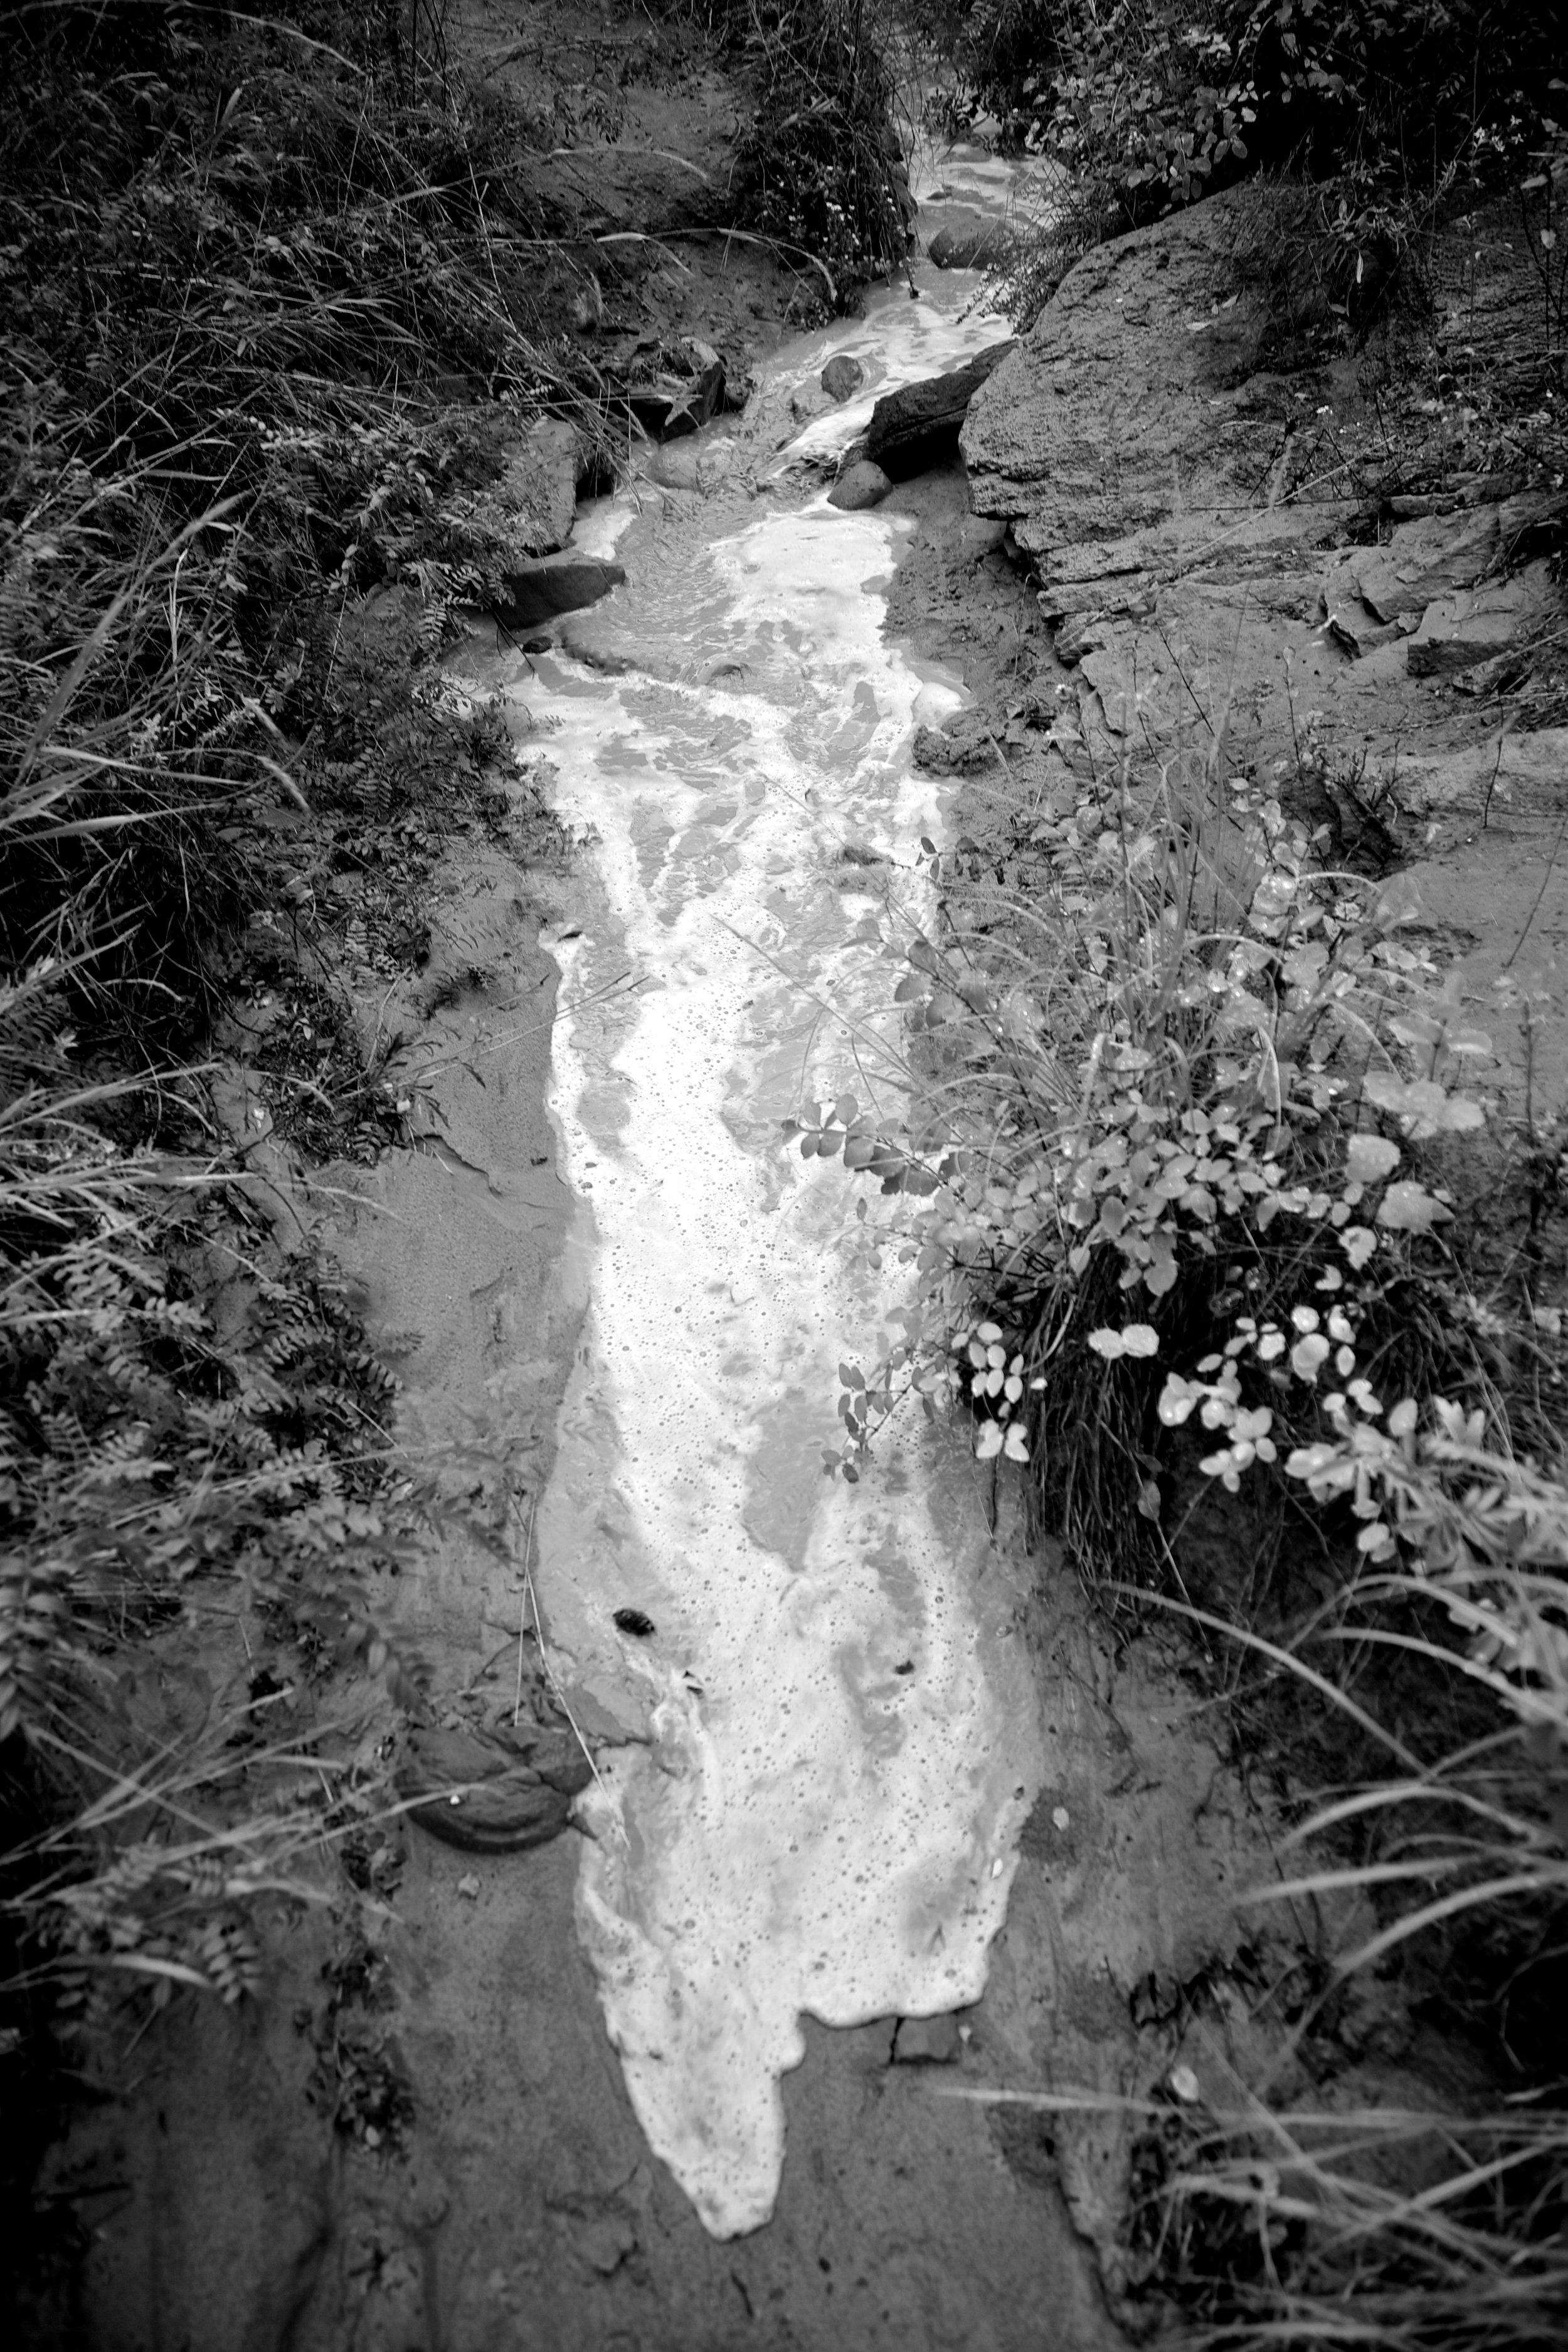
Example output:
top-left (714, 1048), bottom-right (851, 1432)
top-left (513, 1491), bottom-right (615, 1813)
top-left (1480, 716), bottom-right (1510, 830)
top-left (1501, 792), bottom-right (1568, 973)
top-left (512, 1490), bottom-right (538, 1727)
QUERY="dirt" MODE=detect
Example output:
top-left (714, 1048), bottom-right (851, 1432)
top-left (18, 15), bottom-right (1568, 2349)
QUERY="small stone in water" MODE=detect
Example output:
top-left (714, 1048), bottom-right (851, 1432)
top-left (893, 2013), bottom-right (963, 2064)
top-left (614, 1608), bottom-right (657, 1637)
top-left (821, 354), bottom-right (865, 401)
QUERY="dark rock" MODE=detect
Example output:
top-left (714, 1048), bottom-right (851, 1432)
top-left (912, 721), bottom-right (995, 775)
top-left (928, 221), bottom-right (1014, 271)
top-left (396, 1722), bottom-right (592, 1854)
top-left (893, 2012), bottom-right (964, 2063)
top-left (496, 552), bottom-right (626, 628)
top-left (828, 458), bottom-right (893, 511)
top-left (862, 341), bottom-right (1014, 480)
top-left (820, 353), bottom-right (865, 401)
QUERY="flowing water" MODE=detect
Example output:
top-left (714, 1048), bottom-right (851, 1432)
top-left (458, 243), bottom-right (1044, 2242)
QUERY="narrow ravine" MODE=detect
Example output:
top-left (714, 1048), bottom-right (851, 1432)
top-left (457, 262), bottom-right (1046, 2239)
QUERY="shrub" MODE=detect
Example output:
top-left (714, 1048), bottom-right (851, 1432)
top-left (730, 0), bottom-right (914, 301)
top-left (954, 4), bottom-right (1567, 332)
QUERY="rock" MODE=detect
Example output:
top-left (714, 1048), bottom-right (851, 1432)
top-left (1384, 728), bottom-right (1568, 824)
top-left (627, 335), bottom-right (726, 440)
top-left (396, 1722), bottom-right (593, 1855)
top-left (820, 353), bottom-right (865, 401)
top-left (789, 381), bottom-right (834, 426)
top-left (1406, 563), bottom-right (1552, 677)
top-left (828, 458), bottom-right (893, 511)
top-left (962, 188), bottom-right (1280, 554)
top-left (893, 2012), bottom-right (964, 2064)
top-left (460, 416), bottom-right (580, 567)
top-left (496, 551), bottom-right (626, 628)
top-left (913, 718), bottom-right (995, 775)
top-left (1332, 509), bottom-right (1507, 628)
top-left (862, 341), bottom-right (1014, 480)
top-left (958, 188), bottom-right (1411, 775)
top-left (647, 440), bottom-right (702, 492)
top-left (928, 220), bottom-right (1014, 271)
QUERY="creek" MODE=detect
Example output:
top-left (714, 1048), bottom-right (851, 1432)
top-left (461, 218), bottom-right (1043, 2245)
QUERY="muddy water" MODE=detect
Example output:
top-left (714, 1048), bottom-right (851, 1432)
top-left (467, 268), bottom-right (1042, 2243)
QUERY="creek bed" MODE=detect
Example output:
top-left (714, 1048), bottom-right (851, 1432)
top-left (461, 259), bottom-right (1042, 2242)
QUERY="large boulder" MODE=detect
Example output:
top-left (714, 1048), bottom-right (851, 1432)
top-left (860, 341), bottom-right (1015, 480)
top-left (962, 188), bottom-right (1278, 558)
top-left (959, 189), bottom-right (1360, 772)
top-left (501, 417), bottom-right (580, 555)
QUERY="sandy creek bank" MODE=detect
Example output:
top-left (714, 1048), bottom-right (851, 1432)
top-left (23, 71), bottom-right (1568, 2352)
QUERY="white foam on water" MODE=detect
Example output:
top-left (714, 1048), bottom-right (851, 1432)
top-left (489, 306), bottom-right (1042, 2240)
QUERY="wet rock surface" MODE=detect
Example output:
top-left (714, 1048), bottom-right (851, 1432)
top-left (860, 338), bottom-right (1015, 479)
top-left (820, 352), bottom-right (865, 400)
top-left (828, 455), bottom-right (893, 510)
